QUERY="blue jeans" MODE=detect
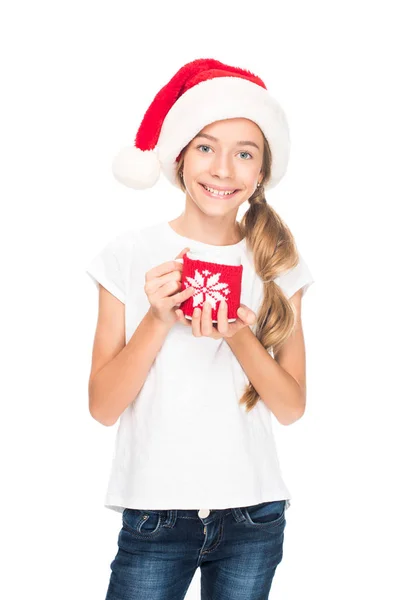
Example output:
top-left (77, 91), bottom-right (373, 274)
top-left (105, 500), bottom-right (287, 599)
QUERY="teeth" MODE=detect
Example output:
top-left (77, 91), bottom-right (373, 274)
top-left (203, 185), bottom-right (236, 196)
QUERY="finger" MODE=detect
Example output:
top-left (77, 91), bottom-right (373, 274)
top-left (175, 309), bottom-right (190, 325)
top-left (170, 285), bottom-right (195, 308)
top-left (147, 260), bottom-right (183, 281)
top-left (146, 247), bottom-right (190, 282)
top-left (192, 306), bottom-right (202, 337)
top-left (148, 273), bottom-right (181, 296)
top-left (217, 299), bottom-right (228, 334)
top-left (201, 301), bottom-right (213, 336)
top-left (146, 262), bottom-right (184, 295)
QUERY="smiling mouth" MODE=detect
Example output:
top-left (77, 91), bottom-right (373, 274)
top-left (199, 183), bottom-right (240, 198)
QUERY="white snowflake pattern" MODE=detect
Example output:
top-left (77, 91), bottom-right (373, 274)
top-left (184, 269), bottom-right (231, 309)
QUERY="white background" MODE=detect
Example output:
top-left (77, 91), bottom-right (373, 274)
top-left (2, 0), bottom-right (399, 598)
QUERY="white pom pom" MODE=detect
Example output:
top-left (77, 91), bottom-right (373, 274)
top-left (111, 146), bottom-right (161, 189)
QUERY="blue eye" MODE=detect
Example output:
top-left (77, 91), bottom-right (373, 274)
top-left (196, 145), bottom-right (252, 159)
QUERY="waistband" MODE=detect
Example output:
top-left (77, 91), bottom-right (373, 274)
top-left (127, 500), bottom-right (290, 523)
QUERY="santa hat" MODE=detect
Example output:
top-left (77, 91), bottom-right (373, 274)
top-left (112, 58), bottom-right (290, 191)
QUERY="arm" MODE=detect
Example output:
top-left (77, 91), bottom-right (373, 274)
top-left (225, 289), bottom-right (307, 426)
top-left (88, 285), bottom-right (171, 427)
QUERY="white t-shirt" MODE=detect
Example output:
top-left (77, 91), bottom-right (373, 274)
top-left (86, 220), bottom-right (314, 513)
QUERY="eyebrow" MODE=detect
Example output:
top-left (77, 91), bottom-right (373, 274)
top-left (194, 133), bottom-right (261, 151)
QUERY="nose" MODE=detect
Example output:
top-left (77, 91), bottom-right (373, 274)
top-left (210, 152), bottom-right (234, 180)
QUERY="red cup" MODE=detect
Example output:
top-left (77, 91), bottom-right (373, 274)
top-left (179, 250), bottom-right (243, 323)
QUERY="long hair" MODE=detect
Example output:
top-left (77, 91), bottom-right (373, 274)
top-left (176, 132), bottom-right (300, 412)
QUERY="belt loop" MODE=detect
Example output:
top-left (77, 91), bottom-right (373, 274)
top-left (164, 510), bottom-right (177, 528)
top-left (231, 507), bottom-right (247, 523)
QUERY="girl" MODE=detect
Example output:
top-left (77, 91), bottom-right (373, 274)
top-left (86, 58), bottom-right (314, 600)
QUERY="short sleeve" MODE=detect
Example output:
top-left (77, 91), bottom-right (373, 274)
top-left (274, 252), bottom-right (315, 299)
top-left (85, 230), bottom-right (134, 304)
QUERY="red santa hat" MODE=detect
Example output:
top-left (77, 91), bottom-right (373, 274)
top-left (112, 58), bottom-right (290, 191)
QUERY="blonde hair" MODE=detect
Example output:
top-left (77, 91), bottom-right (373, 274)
top-left (176, 132), bottom-right (300, 412)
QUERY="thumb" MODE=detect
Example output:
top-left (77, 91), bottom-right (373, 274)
top-left (238, 306), bottom-right (256, 324)
top-left (247, 311), bottom-right (257, 324)
top-left (175, 247), bottom-right (191, 261)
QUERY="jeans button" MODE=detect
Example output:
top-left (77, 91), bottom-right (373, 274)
top-left (198, 508), bottom-right (210, 518)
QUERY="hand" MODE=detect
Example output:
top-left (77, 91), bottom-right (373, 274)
top-left (144, 247), bottom-right (195, 328)
top-left (175, 299), bottom-right (256, 340)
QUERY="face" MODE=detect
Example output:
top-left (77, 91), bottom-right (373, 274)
top-left (181, 118), bottom-right (264, 217)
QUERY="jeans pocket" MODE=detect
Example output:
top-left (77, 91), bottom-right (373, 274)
top-left (243, 500), bottom-right (286, 529)
top-left (122, 508), bottom-right (164, 537)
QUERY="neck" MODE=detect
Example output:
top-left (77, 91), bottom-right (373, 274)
top-left (169, 213), bottom-right (243, 246)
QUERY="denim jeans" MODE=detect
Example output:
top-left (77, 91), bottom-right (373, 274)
top-left (105, 499), bottom-right (287, 599)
